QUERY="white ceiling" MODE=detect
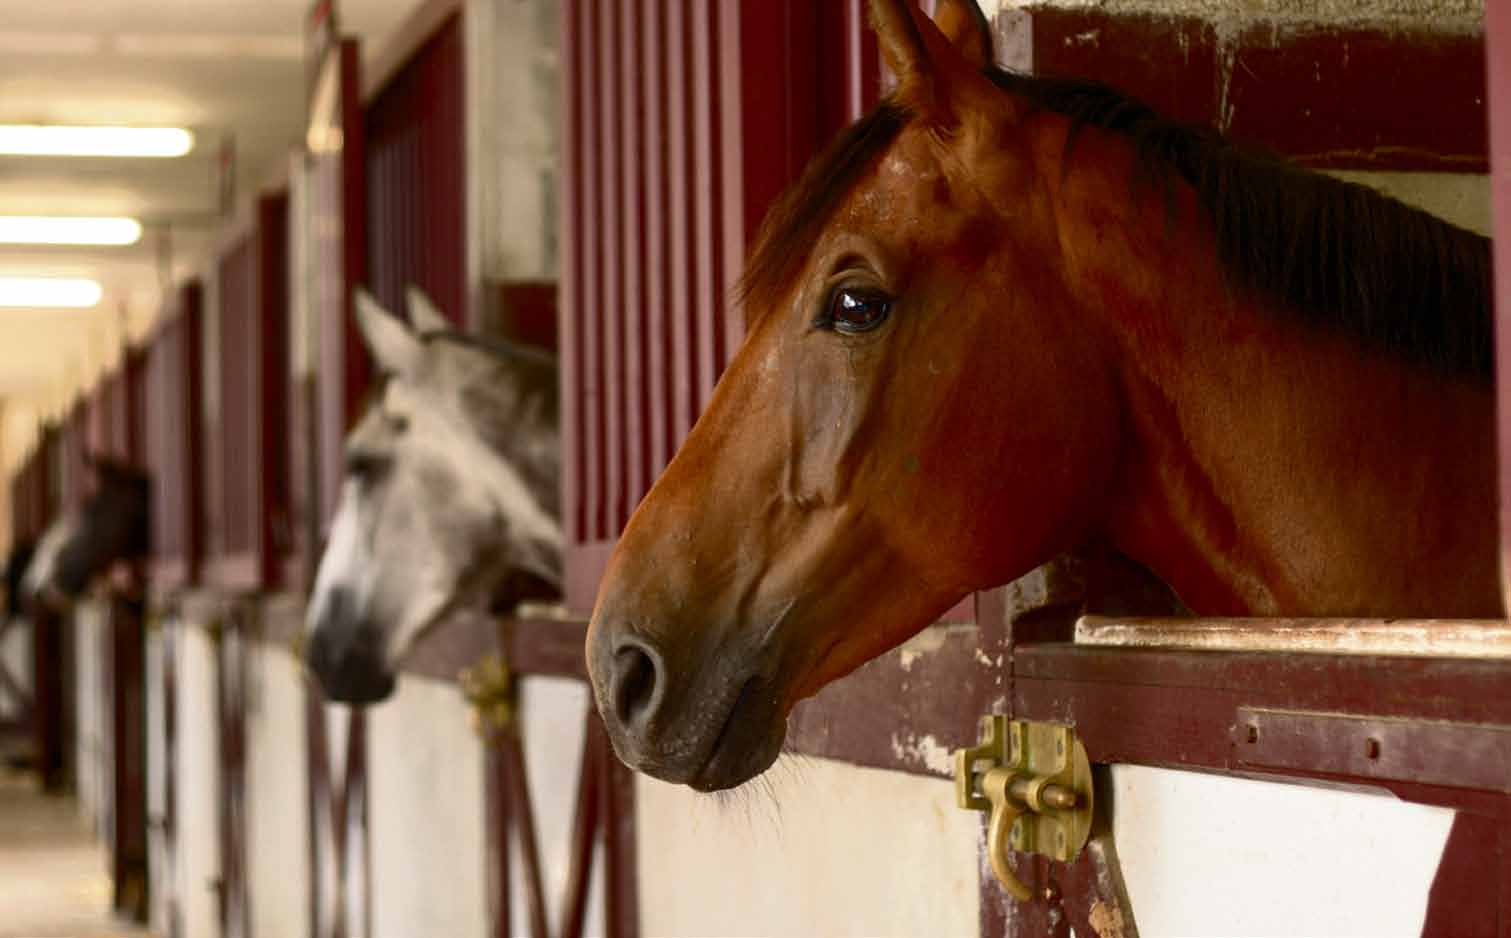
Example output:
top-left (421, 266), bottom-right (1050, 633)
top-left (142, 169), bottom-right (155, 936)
top-left (0, 0), bottom-right (418, 416)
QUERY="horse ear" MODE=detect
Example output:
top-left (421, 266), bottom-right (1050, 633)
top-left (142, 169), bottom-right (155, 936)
top-left (870, 0), bottom-right (935, 106)
top-left (870, 0), bottom-right (1010, 125)
top-left (933, 0), bottom-right (994, 71)
top-left (404, 285), bottom-right (452, 336)
top-left (353, 288), bottom-right (423, 376)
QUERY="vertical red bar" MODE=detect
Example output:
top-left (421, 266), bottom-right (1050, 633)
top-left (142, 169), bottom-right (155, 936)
top-left (665, 1), bottom-right (696, 445)
top-left (1493, 0), bottom-right (1511, 591)
top-left (599, 0), bottom-right (625, 539)
top-left (579, 1), bottom-right (605, 543)
top-left (642, 0), bottom-right (671, 477)
top-left (619, 0), bottom-right (647, 519)
top-left (691, 2), bottom-right (722, 409)
top-left (560, 0), bottom-right (585, 545)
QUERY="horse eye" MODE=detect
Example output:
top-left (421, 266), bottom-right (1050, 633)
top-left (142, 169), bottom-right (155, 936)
top-left (826, 288), bottom-right (891, 335)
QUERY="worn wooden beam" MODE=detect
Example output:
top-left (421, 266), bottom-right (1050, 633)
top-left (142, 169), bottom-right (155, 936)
top-left (999, 7), bottom-right (1489, 171)
top-left (1077, 615), bottom-right (1511, 659)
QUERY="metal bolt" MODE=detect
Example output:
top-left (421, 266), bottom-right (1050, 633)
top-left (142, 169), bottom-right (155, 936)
top-left (1365, 737), bottom-right (1382, 760)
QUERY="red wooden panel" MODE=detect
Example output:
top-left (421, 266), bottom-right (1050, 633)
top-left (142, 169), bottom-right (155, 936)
top-left (209, 192), bottom-right (291, 591)
top-left (559, 0), bottom-right (587, 544)
top-left (147, 282), bottom-right (204, 590)
top-left (1018, 10), bottom-right (1487, 172)
top-left (1492, 0), bottom-right (1511, 589)
top-left (63, 401), bottom-right (88, 513)
top-left (311, 40), bottom-right (370, 533)
top-left (364, 13), bottom-right (465, 326)
top-left (558, 0), bottom-right (882, 611)
top-left (598, 0), bottom-right (624, 542)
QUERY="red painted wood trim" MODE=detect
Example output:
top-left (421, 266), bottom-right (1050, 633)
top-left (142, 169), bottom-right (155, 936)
top-left (361, 0), bottom-right (464, 102)
top-left (559, 710), bottom-right (602, 938)
top-left (564, 540), bottom-right (614, 617)
top-left (500, 729), bottom-right (549, 938)
top-left (618, 0), bottom-right (647, 515)
top-left (641, 0), bottom-right (671, 479)
top-left (1017, 9), bottom-right (1488, 172)
top-left (600, 724), bottom-right (639, 938)
top-left (1491, 0), bottom-right (1511, 590)
top-left (665, 0), bottom-right (696, 446)
top-left (580, 0), bottom-right (605, 543)
top-left (485, 743), bottom-right (512, 938)
top-left (560, 0), bottom-right (585, 545)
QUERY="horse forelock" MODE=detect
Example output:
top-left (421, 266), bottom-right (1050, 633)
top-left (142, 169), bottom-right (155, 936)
top-left (738, 66), bottom-right (1492, 381)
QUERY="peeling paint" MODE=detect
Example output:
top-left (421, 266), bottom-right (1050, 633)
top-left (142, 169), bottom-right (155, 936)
top-left (889, 731), bottom-right (955, 775)
top-left (986, 0), bottom-right (1484, 34)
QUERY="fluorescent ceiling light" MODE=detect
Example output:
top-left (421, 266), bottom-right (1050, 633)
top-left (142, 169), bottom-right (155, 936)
top-left (0, 277), bottom-right (102, 308)
top-left (0, 125), bottom-right (193, 158)
top-left (0, 216), bottom-right (141, 246)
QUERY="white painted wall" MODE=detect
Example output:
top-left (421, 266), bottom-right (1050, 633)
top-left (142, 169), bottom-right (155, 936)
top-left (0, 614), bottom-right (31, 722)
top-left (1112, 766), bottom-right (1454, 937)
top-left (145, 624), bottom-right (170, 937)
top-left (637, 756), bottom-right (981, 938)
top-left (72, 599), bottom-right (109, 835)
top-left (366, 674), bottom-right (491, 938)
top-left (512, 676), bottom-right (605, 938)
top-left (175, 621), bottom-right (223, 938)
top-left (243, 642), bottom-right (311, 938)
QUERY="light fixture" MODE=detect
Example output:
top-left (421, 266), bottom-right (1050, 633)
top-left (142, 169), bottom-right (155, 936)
top-left (0, 277), bottom-right (102, 308)
top-left (0, 125), bottom-right (193, 158)
top-left (0, 216), bottom-right (142, 246)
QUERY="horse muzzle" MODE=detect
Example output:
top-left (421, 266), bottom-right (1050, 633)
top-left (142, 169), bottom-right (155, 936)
top-left (587, 622), bottom-right (786, 791)
top-left (305, 618), bottom-right (397, 705)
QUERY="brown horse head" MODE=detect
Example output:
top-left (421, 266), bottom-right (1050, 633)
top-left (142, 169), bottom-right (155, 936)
top-left (588, 1), bottom-right (1120, 790)
top-left (587, 0), bottom-right (1498, 791)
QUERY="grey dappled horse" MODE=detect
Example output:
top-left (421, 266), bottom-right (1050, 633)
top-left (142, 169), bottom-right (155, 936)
top-left (304, 288), bottom-right (561, 703)
top-left (22, 458), bottom-right (150, 610)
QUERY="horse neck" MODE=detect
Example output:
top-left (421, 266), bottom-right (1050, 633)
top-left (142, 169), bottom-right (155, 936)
top-left (1055, 159), bottom-right (1500, 618)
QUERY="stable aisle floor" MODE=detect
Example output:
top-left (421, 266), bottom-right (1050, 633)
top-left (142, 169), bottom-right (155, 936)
top-left (0, 768), bottom-right (154, 938)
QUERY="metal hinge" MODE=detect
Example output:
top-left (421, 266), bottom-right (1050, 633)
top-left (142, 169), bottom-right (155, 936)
top-left (954, 715), bottom-right (1094, 901)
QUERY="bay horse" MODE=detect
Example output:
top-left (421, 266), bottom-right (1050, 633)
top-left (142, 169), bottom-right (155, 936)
top-left (22, 457), bottom-right (150, 610)
top-left (304, 288), bottom-right (560, 704)
top-left (587, 0), bottom-right (1498, 791)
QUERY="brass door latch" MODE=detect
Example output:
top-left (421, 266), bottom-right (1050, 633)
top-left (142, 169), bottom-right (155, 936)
top-left (954, 715), bottom-right (1094, 901)
top-left (460, 654), bottom-right (516, 736)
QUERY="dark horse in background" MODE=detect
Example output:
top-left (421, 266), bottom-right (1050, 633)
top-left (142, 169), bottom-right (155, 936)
top-left (587, 0), bottom-right (1498, 792)
top-left (21, 458), bottom-right (150, 611)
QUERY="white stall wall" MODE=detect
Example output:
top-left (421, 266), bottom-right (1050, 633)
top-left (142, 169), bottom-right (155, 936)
top-left (366, 674), bottom-right (491, 938)
top-left (145, 625), bottom-right (169, 937)
top-left (175, 620), bottom-right (223, 938)
top-left (513, 676), bottom-right (604, 938)
top-left (0, 615), bottom-right (30, 722)
top-left (243, 641), bottom-right (311, 938)
top-left (1113, 766), bottom-right (1454, 937)
top-left (637, 756), bottom-right (981, 938)
top-left (72, 599), bottom-right (109, 835)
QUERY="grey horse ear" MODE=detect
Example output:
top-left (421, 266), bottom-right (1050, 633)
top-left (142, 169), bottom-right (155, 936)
top-left (353, 288), bottom-right (423, 376)
top-left (404, 285), bottom-right (452, 336)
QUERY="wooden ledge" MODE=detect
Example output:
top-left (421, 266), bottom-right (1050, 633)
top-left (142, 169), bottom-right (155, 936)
top-left (1076, 615), bottom-right (1511, 659)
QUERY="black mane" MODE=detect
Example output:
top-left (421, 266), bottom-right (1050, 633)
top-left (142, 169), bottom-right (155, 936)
top-left (741, 68), bottom-right (1493, 381)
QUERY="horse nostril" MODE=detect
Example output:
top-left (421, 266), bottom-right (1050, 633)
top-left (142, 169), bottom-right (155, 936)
top-left (612, 643), bottom-right (660, 730)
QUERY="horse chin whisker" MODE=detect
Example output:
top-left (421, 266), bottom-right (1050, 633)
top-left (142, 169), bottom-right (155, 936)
top-left (706, 768), bottom-right (784, 835)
